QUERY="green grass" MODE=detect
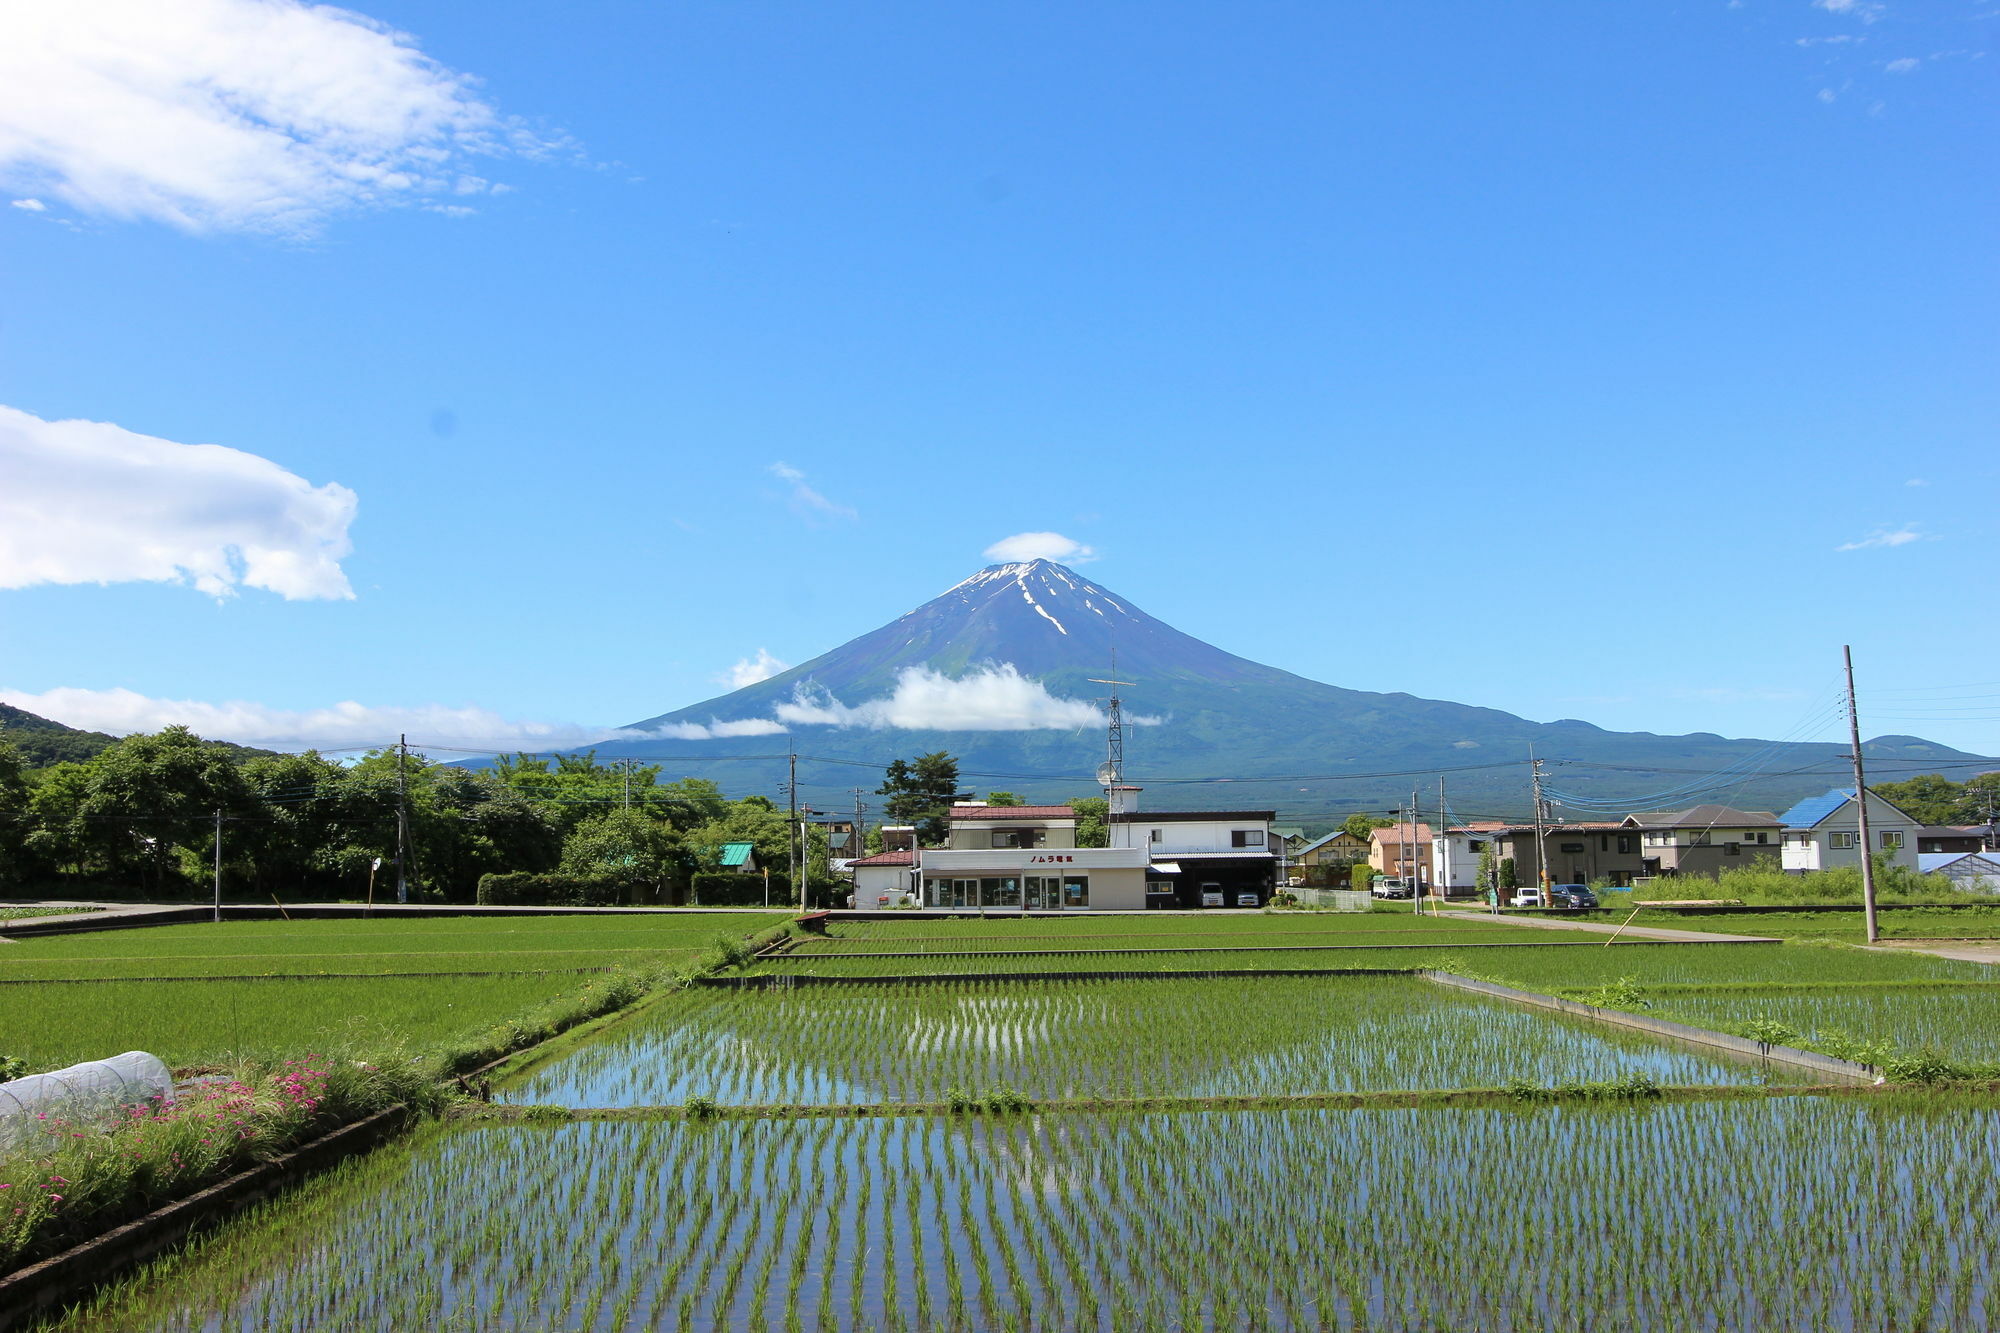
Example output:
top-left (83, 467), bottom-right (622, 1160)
top-left (0, 973), bottom-right (610, 1072)
top-left (57, 1096), bottom-right (2000, 1332)
top-left (755, 938), bottom-right (1997, 989)
top-left (1630, 984), bottom-right (2000, 1064)
top-left (498, 975), bottom-right (1799, 1107)
top-left (0, 906), bottom-right (96, 923)
top-left (0, 913), bottom-right (791, 981)
top-left (1569, 904), bottom-right (2000, 942)
top-left (788, 913), bottom-right (1556, 955)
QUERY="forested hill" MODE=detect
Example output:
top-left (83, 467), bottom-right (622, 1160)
top-left (0, 703), bottom-right (276, 768)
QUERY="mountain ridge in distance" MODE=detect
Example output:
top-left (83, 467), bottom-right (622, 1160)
top-left (599, 560), bottom-right (1987, 819)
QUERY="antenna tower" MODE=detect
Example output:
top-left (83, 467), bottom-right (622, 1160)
top-left (1088, 653), bottom-right (1138, 816)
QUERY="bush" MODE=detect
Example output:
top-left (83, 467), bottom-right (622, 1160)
top-left (690, 872), bottom-right (789, 907)
top-left (474, 871), bottom-right (626, 907)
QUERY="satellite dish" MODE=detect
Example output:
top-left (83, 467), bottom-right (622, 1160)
top-left (1096, 762), bottom-right (1117, 786)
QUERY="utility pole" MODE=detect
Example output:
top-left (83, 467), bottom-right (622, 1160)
top-left (1844, 646), bottom-right (1880, 943)
top-left (1410, 786), bottom-right (1422, 916)
top-left (621, 759), bottom-right (631, 810)
top-left (212, 808), bottom-right (223, 923)
top-left (395, 733), bottom-right (410, 906)
top-left (1438, 775), bottom-right (1447, 909)
top-left (787, 747), bottom-right (801, 911)
top-left (1529, 750), bottom-right (1550, 901)
top-left (851, 788), bottom-right (868, 860)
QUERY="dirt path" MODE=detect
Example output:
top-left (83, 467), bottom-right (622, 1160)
top-left (1864, 940), bottom-right (2000, 966)
top-left (1432, 908), bottom-right (1781, 945)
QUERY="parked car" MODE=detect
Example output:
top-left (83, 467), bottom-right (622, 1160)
top-left (1549, 884), bottom-right (1598, 910)
top-left (1371, 878), bottom-right (1416, 900)
top-left (1235, 892), bottom-right (1260, 908)
top-left (1508, 888), bottom-right (1546, 908)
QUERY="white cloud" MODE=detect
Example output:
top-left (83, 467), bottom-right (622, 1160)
top-left (1905, 477), bottom-right (1928, 487)
top-left (1885, 56), bottom-right (1921, 72)
top-left (718, 649), bottom-right (790, 689)
top-left (10, 197), bottom-right (45, 211)
top-left (982, 532), bottom-right (1098, 565)
top-left (0, 404), bottom-right (357, 599)
top-left (1818, 88), bottom-right (1839, 102)
top-left (1813, 0), bottom-right (1886, 21)
top-left (0, 0), bottom-right (562, 236)
top-left (1836, 525), bottom-right (1923, 551)
top-left (773, 664), bottom-right (1151, 732)
top-left (0, 686), bottom-right (632, 751)
top-left (1797, 35), bottom-right (1860, 45)
top-left (642, 717), bottom-right (790, 740)
top-left (767, 462), bottom-right (856, 521)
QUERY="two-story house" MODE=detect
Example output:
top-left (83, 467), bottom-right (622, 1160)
top-left (1432, 822), bottom-right (1506, 895)
top-left (1108, 806), bottom-right (1281, 908)
top-left (1619, 805), bottom-right (1782, 879)
top-left (1368, 823), bottom-right (1433, 889)
top-left (1485, 822), bottom-right (1644, 888)
top-left (1290, 830), bottom-right (1371, 885)
top-left (1778, 788), bottom-right (1923, 874)
top-left (918, 804), bottom-right (1149, 910)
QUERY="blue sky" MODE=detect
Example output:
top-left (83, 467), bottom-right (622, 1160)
top-left (1, 0), bottom-right (1995, 758)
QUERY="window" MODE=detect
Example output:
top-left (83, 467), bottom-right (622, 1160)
top-left (1881, 830), bottom-right (1904, 850)
top-left (1725, 842), bottom-right (1740, 857)
top-left (1830, 832), bottom-right (1856, 850)
top-left (1748, 831), bottom-right (1768, 845)
top-left (990, 829), bottom-right (1045, 849)
top-left (1146, 879), bottom-right (1175, 896)
top-left (1150, 828), bottom-right (1164, 844)
top-left (1231, 829), bottom-right (1266, 848)
top-left (1062, 876), bottom-right (1089, 909)
top-left (1468, 840), bottom-right (1486, 853)
top-left (1617, 835), bottom-right (1637, 855)
top-left (1690, 830), bottom-right (1711, 847)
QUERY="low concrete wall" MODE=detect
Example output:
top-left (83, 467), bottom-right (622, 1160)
top-left (0, 1104), bottom-right (410, 1332)
top-left (1421, 971), bottom-right (1880, 1083)
top-left (707, 968), bottom-right (1418, 989)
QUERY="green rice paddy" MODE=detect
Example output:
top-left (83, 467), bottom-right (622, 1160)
top-left (55, 1095), bottom-right (2000, 1332)
top-left (16, 908), bottom-right (2000, 1331)
top-left (0, 973), bottom-right (598, 1071)
top-left (499, 975), bottom-right (1800, 1108)
top-left (0, 913), bottom-right (789, 982)
top-left (0, 913), bottom-right (787, 1072)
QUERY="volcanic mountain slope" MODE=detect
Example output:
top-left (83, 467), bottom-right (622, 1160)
top-left (601, 560), bottom-right (1984, 818)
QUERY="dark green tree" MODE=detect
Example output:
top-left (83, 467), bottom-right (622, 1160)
top-left (878, 752), bottom-right (961, 846)
top-left (1342, 812), bottom-right (1395, 841)
top-left (1070, 796), bottom-right (1109, 848)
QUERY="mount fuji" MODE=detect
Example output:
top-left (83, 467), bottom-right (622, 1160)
top-left (592, 560), bottom-right (1984, 819)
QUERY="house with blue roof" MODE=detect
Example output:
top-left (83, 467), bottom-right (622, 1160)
top-left (1777, 787), bottom-right (1923, 874)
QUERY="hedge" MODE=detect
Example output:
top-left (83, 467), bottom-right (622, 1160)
top-left (475, 872), bottom-right (629, 907)
top-left (690, 872), bottom-right (789, 907)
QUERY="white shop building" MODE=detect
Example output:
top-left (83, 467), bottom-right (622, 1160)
top-left (918, 804), bottom-right (1148, 911)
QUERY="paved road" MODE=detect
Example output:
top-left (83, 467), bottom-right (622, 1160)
top-left (1432, 908), bottom-right (1782, 945)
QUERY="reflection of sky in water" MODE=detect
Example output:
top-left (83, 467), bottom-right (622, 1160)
top-left (500, 980), bottom-right (1805, 1108)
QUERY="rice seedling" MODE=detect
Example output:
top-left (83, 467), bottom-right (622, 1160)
top-left (754, 937), bottom-right (1996, 988)
top-left (52, 1096), bottom-right (2000, 1332)
top-left (0, 913), bottom-right (791, 982)
top-left (0, 972), bottom-right (593, 1071)
top-left (498, 975), bottom-right (1802, 1108)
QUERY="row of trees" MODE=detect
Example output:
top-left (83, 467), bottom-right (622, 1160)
top-left (0, 728), bottom-right (819, 902)
top-left (1872, 772), bottom-right (2000, 829)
